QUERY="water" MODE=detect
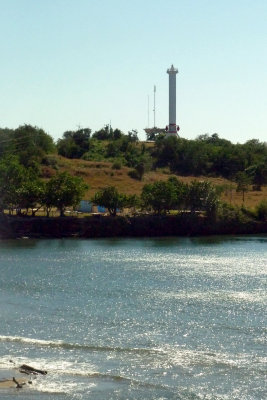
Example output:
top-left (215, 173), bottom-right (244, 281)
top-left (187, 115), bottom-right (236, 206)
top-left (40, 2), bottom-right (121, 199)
top-left (0, 236), bottom-right (266, 399)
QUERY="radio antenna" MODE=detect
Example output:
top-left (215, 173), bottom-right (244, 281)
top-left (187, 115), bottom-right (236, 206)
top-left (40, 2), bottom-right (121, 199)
top-left (153, 85), bottom-right (156, 127)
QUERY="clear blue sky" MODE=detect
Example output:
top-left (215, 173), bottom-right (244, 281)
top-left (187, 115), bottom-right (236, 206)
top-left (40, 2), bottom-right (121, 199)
top-left (0, 0), bottom-right (266, 142)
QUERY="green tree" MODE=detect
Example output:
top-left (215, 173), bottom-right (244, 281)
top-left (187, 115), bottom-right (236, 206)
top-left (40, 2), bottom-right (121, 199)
top-left (0, 128), bottom-right (15, 158)
top-left (19, 173), bottom-right (45, 216)
top-left (13, 125), bottom-right (55, 168)
top-left (141, 179), bottom-right (183, 215)
top-left (57, 128), bottom-right (91, 158)
top-left (81, 139), bottom-right (106, 161)
top-left (132, 154), bottom-right (153, 181)
top-left (92, 125), bottom-right (112, 140)
top-left (113, 128), bottom-right (123, 140)
top-left (44, 172), bottom-right (88, 217)
top-left (246, 161), bottom-right (267, 190)
top-left (0, 156), bottom-right (26, 214)
top-left (153, 136), bottom-right (179, 168)
top-left (186, 180), bottom-right (220, 217)
top-left (255, 200), bottom-right (267, 221)
top-left (92, 186), bottom-right (128, 216)
top-left (235, 172), bottom-right (251, 203)
top-left (127, 129), bottom-right (139, 142)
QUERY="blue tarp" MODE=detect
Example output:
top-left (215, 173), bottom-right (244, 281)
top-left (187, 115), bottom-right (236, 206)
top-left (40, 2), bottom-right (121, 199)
top-left (78, 201), bottom-right (92, 213)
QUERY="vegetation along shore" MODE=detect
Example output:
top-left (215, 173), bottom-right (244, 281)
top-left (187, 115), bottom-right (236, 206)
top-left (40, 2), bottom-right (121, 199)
top-left (0, 124), bottom-right (266, 238)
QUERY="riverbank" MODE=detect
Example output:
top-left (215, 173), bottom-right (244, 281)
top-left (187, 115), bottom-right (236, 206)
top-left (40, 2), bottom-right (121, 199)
top-left (0, 214), bottom-right (267, 239)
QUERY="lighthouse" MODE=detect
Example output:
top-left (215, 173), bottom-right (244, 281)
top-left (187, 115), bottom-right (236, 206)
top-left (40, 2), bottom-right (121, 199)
top-left (166, 64), bottom-right (179, 137)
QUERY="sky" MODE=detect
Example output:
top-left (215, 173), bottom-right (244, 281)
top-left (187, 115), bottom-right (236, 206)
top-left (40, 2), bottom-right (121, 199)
top-left (0, 0), bottom-right (266, 143)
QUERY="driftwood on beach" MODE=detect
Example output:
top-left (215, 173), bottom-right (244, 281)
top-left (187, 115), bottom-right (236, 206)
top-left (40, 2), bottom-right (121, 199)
top-left (12, 377), bottom-right (25, 388)
top-left (0, 364), bottom-right (47, 390)
top-left (0, 378), bottom-right (27, 389)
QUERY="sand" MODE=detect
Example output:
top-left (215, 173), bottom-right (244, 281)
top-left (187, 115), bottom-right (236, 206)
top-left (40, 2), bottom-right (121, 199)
top-left (0, 378), bottom-right (28, 389)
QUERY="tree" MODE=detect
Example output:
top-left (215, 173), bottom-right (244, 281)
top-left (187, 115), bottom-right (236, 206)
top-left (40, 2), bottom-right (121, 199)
top-left (113, 128), bottom-right (123, 140)
top-left (44, 172), bottom-right (88, 217)
top-left (255, 200), bottom-right (267, 221)
top-left (0, 156), bottom-right (26, 214)
top-left (141, 179), bottom-right (183, 215)
top-left (127, 129), bottom-right (139, 142)
top-left (186, 180), bottom-right (220, 217)
top-left (133, 154), bottom-right (152, 181)
top-left (235, 172), bottom-right (251, 203)
top-left (57, 128), bottom-right (91, 158)
top-left (246, 161), bottom-right (267, 190)
top-left (92, 186), bottom-right (128, 216)
top-left (92, 125), bottom-right (112, 140)
top-left (19, 173), bottom-right (45, 216)
top-left (0, 128), bottom-right (15, 158)
top-left (13, 125), bottom-right (55, 168)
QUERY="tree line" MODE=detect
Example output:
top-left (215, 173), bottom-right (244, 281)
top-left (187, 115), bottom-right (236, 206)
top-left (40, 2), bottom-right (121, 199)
top-left (56, 127), bottom-right (267, 187)
top-left (93, 178), bottom-right (220, 218)
top-left (0, 156), bottom-right (87, 217)
top-left (1, 155), bottom-right (266, 222)
top-left (1, 124), bottom-right (266, 188)
top-left (0, 154), bottom-right (220, 218)
top-left (0, 124), bottom-right (266, 221)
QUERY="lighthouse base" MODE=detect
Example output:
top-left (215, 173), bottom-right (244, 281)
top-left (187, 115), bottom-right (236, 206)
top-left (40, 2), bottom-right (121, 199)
top-left (165, 124), bottom-right (179, 138)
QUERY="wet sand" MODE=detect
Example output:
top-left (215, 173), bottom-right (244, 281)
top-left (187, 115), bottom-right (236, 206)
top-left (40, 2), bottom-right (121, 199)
top-left (0, 377), bottom-right (28, 388)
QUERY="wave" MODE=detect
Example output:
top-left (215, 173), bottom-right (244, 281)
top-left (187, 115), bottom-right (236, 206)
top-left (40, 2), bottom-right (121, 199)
top-left (0, 335), bottom-right (160, 355)
top-left (0, 354), bottom-right (172, 395)
top-left (0, 352), bottom-right (265, 398)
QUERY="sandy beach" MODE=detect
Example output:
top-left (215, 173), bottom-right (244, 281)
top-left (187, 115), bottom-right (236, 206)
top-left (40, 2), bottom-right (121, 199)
top-left (0, 366), bottom-right (34, 390)
top-left (0, 378), bottom-right (27, 389)
top-left (0, 370), bottom-right (29, 389)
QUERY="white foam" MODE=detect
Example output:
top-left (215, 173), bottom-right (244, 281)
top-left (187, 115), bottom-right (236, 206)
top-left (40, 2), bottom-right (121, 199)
top-left (0, 335), bottom-right (65, 347)
top-left (0, 354), bottom-right (97, 395)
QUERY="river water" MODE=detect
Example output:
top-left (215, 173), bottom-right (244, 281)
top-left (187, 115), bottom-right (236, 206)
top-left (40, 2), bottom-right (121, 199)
top-left (0, 236), bottom-right (266, 399)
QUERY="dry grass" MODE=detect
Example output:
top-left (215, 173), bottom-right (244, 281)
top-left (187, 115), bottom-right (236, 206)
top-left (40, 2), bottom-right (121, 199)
top-left (53, 155), bottom-right (267, 208)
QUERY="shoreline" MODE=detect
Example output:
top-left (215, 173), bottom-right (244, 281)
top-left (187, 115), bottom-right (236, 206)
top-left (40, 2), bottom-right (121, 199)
top-left (0, 369), bottom-right (29, 390)
top-left (0, 378), bottom-right (28, 389)
top-left (0, 215), bottom-right (267, 240)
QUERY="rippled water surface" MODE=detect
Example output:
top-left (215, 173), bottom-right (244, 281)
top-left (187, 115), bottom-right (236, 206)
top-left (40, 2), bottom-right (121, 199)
top-left (0, 236), bottom-right (266, 399)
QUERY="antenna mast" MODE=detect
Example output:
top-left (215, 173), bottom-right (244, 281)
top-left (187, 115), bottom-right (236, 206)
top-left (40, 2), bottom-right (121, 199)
top-left (153, 85), bottom-right (156, 127)
top-left (147, 95), bottom-right (150, 128)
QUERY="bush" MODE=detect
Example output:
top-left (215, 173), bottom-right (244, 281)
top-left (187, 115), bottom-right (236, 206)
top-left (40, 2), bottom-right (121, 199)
top-left (128, 169), bottom-right (139, 180)
top-left (112, 161), bottom-right (122, 170)
top-left (255, 200), bottom-right (267, 221)
top-left (217, 203), bottom-right (250, 223)
top-left (41, 166), bottom-right (56, 178)
top-left (81, 139), bottom-right (106, 161)
top-left (42, 155), bottom-right (58, 169)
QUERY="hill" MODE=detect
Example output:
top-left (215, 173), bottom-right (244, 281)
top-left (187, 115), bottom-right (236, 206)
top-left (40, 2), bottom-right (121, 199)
top-left (1, 124), bottom-right (266, 210)
top-left (51, 155), bottom-right (267, 208)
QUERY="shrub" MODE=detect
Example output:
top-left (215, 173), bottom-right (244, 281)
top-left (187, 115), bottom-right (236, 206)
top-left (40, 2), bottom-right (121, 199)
top-left (112, 161), bottom-right (122, 170)
top-left (217, 203), bottom-right (250, 223)
top-left (255, 200), bottom-right (267, 221)
top-left (128, 169), bottom-right (139, 180)
top-left (42, 155), bottom-right (58, 169)
top-left (41, 166), bottom-right (56, 178)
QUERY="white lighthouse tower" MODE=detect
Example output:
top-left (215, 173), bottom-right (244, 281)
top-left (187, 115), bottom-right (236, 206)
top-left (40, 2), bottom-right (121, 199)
top-left (166, 64), bottom-right (179, 137)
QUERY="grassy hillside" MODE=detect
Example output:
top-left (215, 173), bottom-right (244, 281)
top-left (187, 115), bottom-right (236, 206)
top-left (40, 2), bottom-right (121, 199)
top-left (51, 155), bottom-right (267, 208)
